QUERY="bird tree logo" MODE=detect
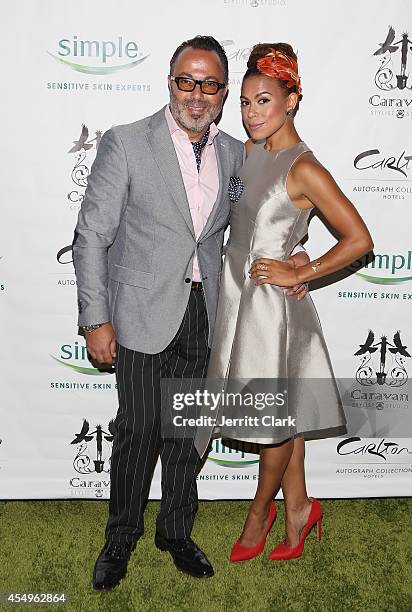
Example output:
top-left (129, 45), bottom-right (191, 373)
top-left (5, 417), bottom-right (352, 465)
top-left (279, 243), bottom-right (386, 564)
top-left (70, 419), bottom-right (115, 474)
top-left (374, 26), bottom-right (412, 91)
top-left (67, 124), bottom-right (102, 210)
top-left (355, 330), bottom-right (410, 387)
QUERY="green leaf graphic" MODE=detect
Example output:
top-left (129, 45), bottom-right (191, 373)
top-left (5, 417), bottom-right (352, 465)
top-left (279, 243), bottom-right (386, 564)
top-left (207, 457), bottom-right (259, 468)
top-left (47, 52), bottom-right (150, 74)
top-left (50, 355), bottom-right (110, 375)
top-left (355, 271), bottom-right (412, 285)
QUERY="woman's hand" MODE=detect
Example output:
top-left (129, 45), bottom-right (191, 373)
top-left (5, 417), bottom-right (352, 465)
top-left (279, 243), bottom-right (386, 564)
top-left (285, 251), bottom-right (310, 300)
top-left (249, 258), bottom-right (299, 287)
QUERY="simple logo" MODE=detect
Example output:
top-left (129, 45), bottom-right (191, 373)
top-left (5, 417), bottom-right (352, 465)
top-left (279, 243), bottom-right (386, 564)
top-left (51, 341), bottom-right (112, 375)
top-left (206, 439), bottom-right (259, 468)
top-left (374, 27), bottom-right (412, 91)
top-left (349, 252), bottom-right (412, 284)
top-left (354, 149), bottom-right (412, 177)
top-left (337, 437), bottom-right (412, 461)
top-left (354, 330), bottom-right (410, 387)
top-left (48, 35), bottom-right (149, 75)
top-left (70, 418), bottom-right (115, 474)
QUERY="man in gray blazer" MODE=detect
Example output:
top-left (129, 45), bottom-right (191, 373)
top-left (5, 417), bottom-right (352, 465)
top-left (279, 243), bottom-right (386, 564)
top-left (74, 35), bottom-right (307, 590)
top-left (73, 36), bottom-right (242, 589)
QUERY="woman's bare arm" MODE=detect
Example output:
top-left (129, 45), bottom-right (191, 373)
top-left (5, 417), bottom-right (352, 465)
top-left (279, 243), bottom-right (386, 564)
top-left (250, 155), bottom-right (373, 286)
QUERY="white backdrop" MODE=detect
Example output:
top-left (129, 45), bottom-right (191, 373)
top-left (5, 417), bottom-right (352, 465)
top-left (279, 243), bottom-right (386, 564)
top-left (1, 0), bottom-right (412, 499)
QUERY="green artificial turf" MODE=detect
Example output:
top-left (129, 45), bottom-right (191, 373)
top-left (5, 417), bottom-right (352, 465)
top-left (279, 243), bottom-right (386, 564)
top-left (0, 499), bottom-right (411, 612)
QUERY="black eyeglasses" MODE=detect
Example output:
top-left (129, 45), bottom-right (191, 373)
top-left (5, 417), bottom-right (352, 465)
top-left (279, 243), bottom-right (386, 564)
top-left (170, 76), bottom-right (226, 95)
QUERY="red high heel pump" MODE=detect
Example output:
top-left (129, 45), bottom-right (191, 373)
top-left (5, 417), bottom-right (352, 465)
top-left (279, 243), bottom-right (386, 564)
top-left (268, 498), bottom-right (323, 561)
top-left (230, 501), bottom-right (276, 563)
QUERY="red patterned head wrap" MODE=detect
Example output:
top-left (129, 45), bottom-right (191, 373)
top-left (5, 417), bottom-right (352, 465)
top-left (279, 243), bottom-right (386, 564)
top-left (256, 49), bottom-right (302, 95)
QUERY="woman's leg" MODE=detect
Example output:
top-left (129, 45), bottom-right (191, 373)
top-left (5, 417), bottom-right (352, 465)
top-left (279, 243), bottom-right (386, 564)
top-left (237, 438), bottom-right (293, 546)
top-left (280, 436), bottom-right (312, 547)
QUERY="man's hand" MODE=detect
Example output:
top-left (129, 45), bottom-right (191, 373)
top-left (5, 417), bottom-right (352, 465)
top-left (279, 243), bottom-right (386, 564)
top-left (85, 323), bottom-right (117, 365)
top-left (285, 251), bottom-right (310, 300)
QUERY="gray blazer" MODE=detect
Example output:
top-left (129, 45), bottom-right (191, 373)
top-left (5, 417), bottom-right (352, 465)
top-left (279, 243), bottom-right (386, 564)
top-left (73, 106), bottom-right (244, 354)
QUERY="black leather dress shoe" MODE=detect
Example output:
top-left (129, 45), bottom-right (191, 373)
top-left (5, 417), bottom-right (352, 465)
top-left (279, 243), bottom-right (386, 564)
top-left (155, 533), bottom-right (214, 578)
top-left (92, 541), bottom-right (135, 591)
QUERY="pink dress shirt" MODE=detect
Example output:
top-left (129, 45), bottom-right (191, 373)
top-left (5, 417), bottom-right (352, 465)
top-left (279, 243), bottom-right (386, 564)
top-left (165, 106), bottom-right (306, 282)
top-left (165, 105), bottom-right (219, 282)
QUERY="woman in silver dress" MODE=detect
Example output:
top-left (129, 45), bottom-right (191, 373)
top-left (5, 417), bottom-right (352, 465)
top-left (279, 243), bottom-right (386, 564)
top-left (195, 43), bottom-right (373, 562)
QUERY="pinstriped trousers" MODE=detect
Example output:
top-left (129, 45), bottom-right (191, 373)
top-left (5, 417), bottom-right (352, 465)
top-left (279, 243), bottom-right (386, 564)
top-left (106, 289), bottom-right (210, 545)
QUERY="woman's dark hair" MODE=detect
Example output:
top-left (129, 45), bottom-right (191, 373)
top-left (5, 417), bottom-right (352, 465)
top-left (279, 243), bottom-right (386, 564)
top-left (170, 36), bottom-right (229, 83)
top-left (244, 42), bottom-right (302, 115)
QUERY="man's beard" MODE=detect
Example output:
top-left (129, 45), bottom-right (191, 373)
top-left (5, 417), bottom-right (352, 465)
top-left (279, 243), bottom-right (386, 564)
top-left (169, 92), bottom-right (222, 133)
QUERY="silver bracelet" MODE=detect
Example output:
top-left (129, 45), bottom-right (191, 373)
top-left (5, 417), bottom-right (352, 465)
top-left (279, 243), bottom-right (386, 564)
top-left (81, 323), bottom-right (108, 333)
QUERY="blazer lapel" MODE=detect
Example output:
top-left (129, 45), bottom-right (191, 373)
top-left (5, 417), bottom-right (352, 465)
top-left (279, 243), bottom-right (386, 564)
top-left (146, 108), bottom-right (195, 238)
top-left (199, 135), bottom-right (229, 240)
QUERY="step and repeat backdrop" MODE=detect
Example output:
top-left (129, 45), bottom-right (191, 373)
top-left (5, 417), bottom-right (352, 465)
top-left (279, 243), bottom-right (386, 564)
top-left (1, 0), bottom-right (412, 499)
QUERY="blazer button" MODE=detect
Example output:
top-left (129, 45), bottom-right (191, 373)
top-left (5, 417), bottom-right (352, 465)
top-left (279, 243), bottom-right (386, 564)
top-left (185, 278), bottom-right (191, 283)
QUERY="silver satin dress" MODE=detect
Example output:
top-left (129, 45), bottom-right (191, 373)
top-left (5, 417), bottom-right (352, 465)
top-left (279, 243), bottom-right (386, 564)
top-left (194, 141), bottom-right (347, 457)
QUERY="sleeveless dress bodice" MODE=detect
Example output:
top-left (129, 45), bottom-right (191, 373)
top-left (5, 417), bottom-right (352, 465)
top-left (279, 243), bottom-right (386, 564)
top-left (194, 141), bottom-right (346, 456)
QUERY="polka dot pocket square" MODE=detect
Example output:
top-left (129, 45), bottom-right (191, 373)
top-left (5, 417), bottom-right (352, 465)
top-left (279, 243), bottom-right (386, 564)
top-left (228, 176), bottom-right (244, 204)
